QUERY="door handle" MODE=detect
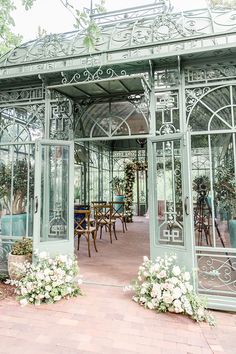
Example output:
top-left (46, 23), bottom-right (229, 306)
top-left (35, 196), bottom-right (38, 214)
top-left (184, 196), bottom-right (189, 215)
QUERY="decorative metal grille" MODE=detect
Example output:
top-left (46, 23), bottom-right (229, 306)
top-left (185, 63), bottom-right (236, 85)
top-left (187, 84), bottom-right (236, 131)
top-left (1, 7), bottom-right (236, 69)
top-left (50, 99), bottom-right (73, 140)
top-left (197, 252), bottom-right (236, 297)
top-left (0, 105), bottom-right (45, 143)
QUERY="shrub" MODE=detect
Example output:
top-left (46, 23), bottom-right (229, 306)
top-left (11, 237), bottom-right (33, 256)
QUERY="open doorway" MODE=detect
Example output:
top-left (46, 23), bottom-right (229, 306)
top-left (73, 138), bottom-right (150, 286)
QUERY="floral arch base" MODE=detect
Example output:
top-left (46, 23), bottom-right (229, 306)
top-left (124, 161), bottom-right (148, 222)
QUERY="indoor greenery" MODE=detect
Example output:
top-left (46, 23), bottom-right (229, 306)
top-left (7, 252), bottom-right (82, 306)
top-left (214, 159), bottom-right (236, 218)
top-left (124, 161), bottom-right (147, 222)
top-left (0, 159), bottom-right (34, 214)
top-left (125, 254), bottom-right (215, 326)
top-left (11, 237), bottom-right (33, 256)
top-left (110, 176), bottom-right (125, 196)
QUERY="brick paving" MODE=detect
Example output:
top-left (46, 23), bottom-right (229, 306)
top-left (0, 218), bottom-right (236, 354)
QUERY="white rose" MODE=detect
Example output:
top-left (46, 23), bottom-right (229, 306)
top-left (163, 291), bottom-right (173, 304)
top-left (197, 308), bottom-right (205, 318)
top-left (147, 302), bottom-right (154, 309)
top-left (186, 283), bottom-right (193, 292)
top-left (173, 299), bottom-right (183, 313)
top-left (172, 287), bottom-right (182, 299)
top-left (39, 252), bottom-right (48, 259)
top-left (21, 287), bottom-right (28, 296)
top-left (159, 270), bottom-right (167, 279)
top-left (19, 298), bottom-right (28, 306)
top-left (172, 266), bottom-right (181, 276)
top-left (65, 275), bottom-right (72, 283)
top-left (54, 295), bottom-right (61, 301)
top-left (58, 255), bottom-right (68, 263)
top-left (143, 256), bottom-right (149, 263)
top-left (45, 285), bottom-right (52, 291)
top-left (183, 272), bottom-right (190, 281)
top-left (44, 268), bottom-right (50, 276)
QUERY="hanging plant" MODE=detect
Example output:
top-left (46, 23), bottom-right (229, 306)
top-left (124, 160), bottom-right (148, 222)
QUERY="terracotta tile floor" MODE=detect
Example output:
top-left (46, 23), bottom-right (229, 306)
top-left (0, 217), bottom-right (236, 354)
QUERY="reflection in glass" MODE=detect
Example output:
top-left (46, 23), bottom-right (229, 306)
top-left (40, 145), bottom-right (69, 241)
top-left (155, 140), bottom-right (184, 246)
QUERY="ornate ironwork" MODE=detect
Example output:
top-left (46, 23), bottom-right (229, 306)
top-left (0, 87), bottom-right (44, 104)
top-left (61, 67), bottom-right (127, 84)
top-left (1, 7), bottom-right (236, 71)
top-left (185, 64), bottom-right (236, 84)
top-left (50, 99), bottom-right (73, 140)
top-left (197, 253), bottom-right (236, 296)
top-left (185, 87), bottom-right (211, 113)
top-left (0, 105), bottom-right (45, 142)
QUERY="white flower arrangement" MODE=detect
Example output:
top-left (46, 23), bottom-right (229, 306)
top-left (6, 252), bottom-right (82, 306)
top-left (125, 254), bottom-right (215, 325)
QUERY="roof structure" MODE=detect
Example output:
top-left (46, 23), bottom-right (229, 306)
top-left (0, 2), bottom-right (236, 85)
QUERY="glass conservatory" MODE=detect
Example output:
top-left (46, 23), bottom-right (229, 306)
top-left (0, 1), bottom-right (236, 310)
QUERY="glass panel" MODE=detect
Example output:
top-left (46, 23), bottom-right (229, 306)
top-left (191, 133), bottom-right (236, 249)
top-left (0, 106), bottom-right (44, 143)
top-left (0, 144), bottom-right (34, 238)
top-left (0, 143), bottom-right (34, 273)
top-left (155, 139), bottom-right (184, 246)
top-left (40, 145), bottom-right (69, 241)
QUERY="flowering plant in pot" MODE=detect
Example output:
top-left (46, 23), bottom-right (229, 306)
top-left (7, 252), bottom-right (82, 306)
top-left (125, 254), bottom-right (215, 326)
top-left (8, 237), bottom-right (33, 280)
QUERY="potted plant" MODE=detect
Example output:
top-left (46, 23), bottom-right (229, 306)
top-left (110, 176), bottom-right (125, 197)
top-left (8, 237), bottom-right (33, 280)
top-left (0, 159), bottom-right (34, 236)
top-left (110, 176), bottom-right (125, 212)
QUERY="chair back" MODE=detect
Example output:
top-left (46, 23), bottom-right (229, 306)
top-left (110, 201), bottom-right (125, 218)
top-left (74, 209), bottom-right (91, 232)
top-left (94, 203), bottom-right (112, 224)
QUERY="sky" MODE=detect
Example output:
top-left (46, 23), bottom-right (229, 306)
top-left (12, 0), bottom-right (207, 42)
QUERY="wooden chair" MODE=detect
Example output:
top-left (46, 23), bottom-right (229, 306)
top-left (74, 209), bottom-right (97, 257)
top-left (110, 201), bottom-right (127, 233)
top-left (94, 203), bottom-right (117, 243)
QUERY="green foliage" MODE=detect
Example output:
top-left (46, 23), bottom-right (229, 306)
top-left (110, 176), bottom-right (125, 195)
top-left (124, 161), bottom-right (147, 222)
top-left (214, 158), bottom-right (236, 216)
top-left (0, 159), bottom-right (34, 214)
top-left (60, 0), bottom-right (106, 50)
top-left (11, 237), bottom-right (33, 255)
top-left (0, 0), bottom-right (22, 55)
top-left (0, 0), bottom-right (106, 57)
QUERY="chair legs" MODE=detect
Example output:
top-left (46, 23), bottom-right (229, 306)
top-left (77, 231), bottom-right (98, 257)
top-left (92, 230), bottom-right (98, 253)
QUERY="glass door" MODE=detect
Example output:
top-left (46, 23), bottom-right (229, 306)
top-left (147, 132), bottom-right (195, 273)
top-left (34, 140), bottom-right (74, 256)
